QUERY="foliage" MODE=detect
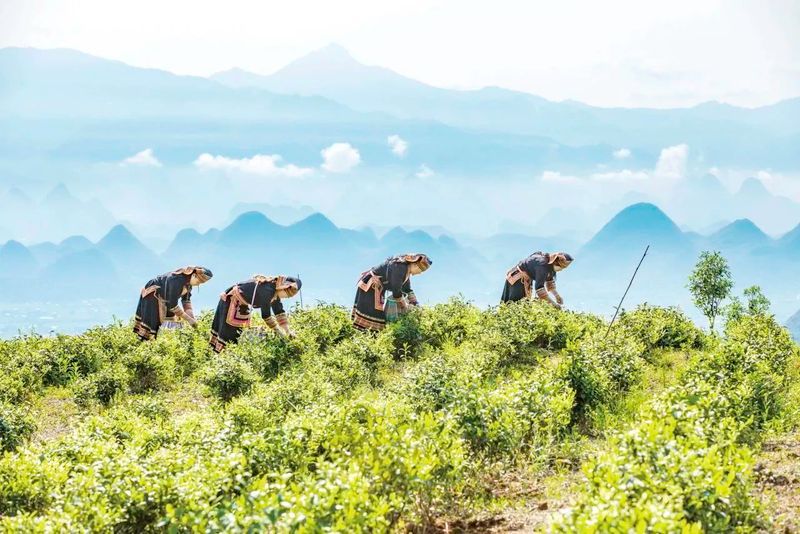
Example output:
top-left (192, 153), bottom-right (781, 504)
top-left (617, 303), bottom-right (703, 352)
top-left (201, 354), bottom-right (258, 402)
top-left (687, 250), bottom-right (733, 331)
top-left (0, 402), bottom-right (36, 453)
top-left (0, 296), bottom-right (796, 531)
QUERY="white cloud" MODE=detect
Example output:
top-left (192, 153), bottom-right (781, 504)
top-left (654, 143), bottom-right (689, 179)
top-left (613, 148), bottom-right (631, 160)
top-left (321, 142), bottom-right (361, 173)
top-left (756, 170), bottom-right (773, 182)
top-left (387, 135), bottom-right (408, 157)
top-left (591, 169), bottom-right (649, 182)
top-left (193, 153), bottom-right (312, 177)
top-left (122, 148), bottom-right (162, 167)
top-left (415, 164), bottom-right (434, 178)
top-left (541, 170), bottom-right (580, 184)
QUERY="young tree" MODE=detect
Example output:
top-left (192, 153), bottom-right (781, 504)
top-left (743, 285), bottom-right (771, 315)
top-left (687, 251), bottom-right (733, 331)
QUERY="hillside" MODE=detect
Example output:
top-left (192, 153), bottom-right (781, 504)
top-left (0, 297), bottom-right (797, 530)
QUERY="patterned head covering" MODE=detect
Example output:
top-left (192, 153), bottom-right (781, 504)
top-left (398, 253), bottom-right (432, 273)
top-left (547, 252), bottom-right (573, 269)
top-left (174, 266), bottom-right (213, 283)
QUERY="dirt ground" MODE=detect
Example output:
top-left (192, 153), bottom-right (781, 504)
top-left (756, 434), bottom-right (800, 533)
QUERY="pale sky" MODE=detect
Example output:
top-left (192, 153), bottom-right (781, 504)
top-left (1, 0), bottom-right (798, 107)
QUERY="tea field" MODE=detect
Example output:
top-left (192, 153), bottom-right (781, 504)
top-left (1, 298), bottom-right (799, 532)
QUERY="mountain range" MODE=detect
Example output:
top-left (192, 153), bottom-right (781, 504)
top-left (211, 44), bottom-right (800, 169)
top-left (3, 202), bottom-right (800, 335)
top-left (2, 45), bottom-right (799, 172)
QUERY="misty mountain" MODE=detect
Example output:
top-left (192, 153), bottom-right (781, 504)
top-left (708, 219), bottom-right (772, 252)
top-left (96, 224), bottom-right (163, 278)
top-left (731, 178), bottom-right (800, 234)
top-left (212, 44), bottom-right (800, 169)
top-left (227, 203), bottom-right (316, 226)
top-left (0, 240), bottom-right (38, 279)
top-left (1, 200), bottom-right (800, 333)
top-left (0, 184), bottom-right (117, 243)
top-left (1, 47), bottom-right (609, 174)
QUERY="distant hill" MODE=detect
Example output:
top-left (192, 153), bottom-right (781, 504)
top-left (580, 203), bottom-right (689, 258)
top-left (211, 44), bottom-right (800, 169)
top-left (709, 219), bottom-right (772, 251)
top-left (3, 202), bottom-right (800, 326)
top-left (0, 47), bottom-right (612, 174)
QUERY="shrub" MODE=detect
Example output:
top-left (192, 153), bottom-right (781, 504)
top-left (202, 355), bottom-right (258, 402)
top-left (418, 296), bottom-right (483, 348)
top-left (478, 300), bottom-right (599, 365)
top-left (383, 309), bottom-right (425, 359)
top-left (291, 303), bottom-right (354, 352)
top-left (554, 413), bottom-right (762, 532)
top-left (450, 369), bottom-right (573, 460)
top-left (74, 364), bottom-right (129, 407)
top-left (617, 303), bottom-right (703, 352)
top-left (0, 401), bottom-right (36, 452)
top-left (230, 330), bottom-right (303, 381)
top-left (122, 341), bottom-right (177, 393)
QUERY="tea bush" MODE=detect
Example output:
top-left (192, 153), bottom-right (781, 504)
top-left (617, 303), bottom-right (704, 352)
top-left (0, 299), bottom-right (796, 531)
top-left (0, 401), bottom-right (35, 453)
top-left (418, 295), bottom-right (483, 348)
top-left (122, 340), bottom-right (178, 393)
top-left (553, 309), bottom-right (796, 531)
top-left (201, 353), bottom-right (258, 402)
top-left (73, 363), bottom-right (128, 407)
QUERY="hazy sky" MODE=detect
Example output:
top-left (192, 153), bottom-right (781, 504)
top-left (1, 0), bottom-right (798, 107)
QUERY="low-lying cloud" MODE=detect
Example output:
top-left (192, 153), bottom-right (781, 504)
top-left (321, 142), bottom-right (361, 173)
top-left (122, 148), bottom-right (162, 167)
top-left (613, 148), bottom-right (632, 160)
top-left (415, 164), bottom-right (434, 178)
top-left (193, 153), bottom-right (312, 177)
top-left (654, 144), bottom-right (689, 179)
top-left (387, 135), bottom-right (408, 157)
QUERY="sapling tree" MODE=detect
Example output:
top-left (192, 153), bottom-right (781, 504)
top-left (687, 251), bottom-right (732, 331)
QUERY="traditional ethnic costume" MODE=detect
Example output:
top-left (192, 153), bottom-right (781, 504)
top-left (501, 252), bottom-right (573, 307)
top-left (209, 275), bottom-right (301, 353)
top-left (134, 266), bottom-right (213, 341)
top-left (351, 254), bottom-right (432, 331)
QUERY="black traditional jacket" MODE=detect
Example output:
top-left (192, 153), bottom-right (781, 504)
top-left (226, 279), bottom-right (286, 319)
top-left (143, 272), bottom-right (192, 312)
top-left (518, 253), bottom-right (556, 291)
top-left (370, 259), bottom-right (413, 299)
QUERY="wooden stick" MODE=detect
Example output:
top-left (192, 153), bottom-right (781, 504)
top-left (605, 245), bottom-right (649, 338)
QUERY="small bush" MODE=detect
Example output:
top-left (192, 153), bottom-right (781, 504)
top-left (202, 355), bottom-right (258, 402)
top-left (0, 401), bottom-right (36, 452)
top-left (123, 342), bottom-right (177, 393)
top-left (418, 296), bottom-right (483, 348)
top-left (74, 364), bottom-right (128, 407)
top-left (617, 303), bottom-right (704, 352)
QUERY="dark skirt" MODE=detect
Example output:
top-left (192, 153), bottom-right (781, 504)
top-left (500, 266), bottom-right (531, 303)
top-left (209, 296), bottom-right (252, 353)
top-left (351, 272), bottom-right (386, 331)
top-left (134, 293), bottom-right (165, 341)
